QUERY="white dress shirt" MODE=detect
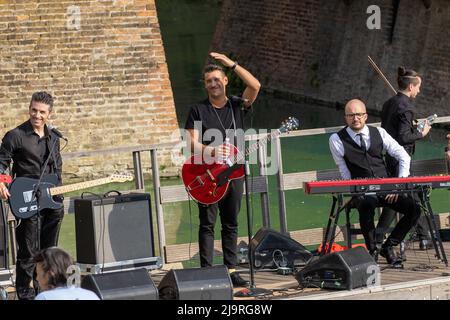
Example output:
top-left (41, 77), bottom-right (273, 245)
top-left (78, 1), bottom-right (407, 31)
top-left (35, 286), bottom-right (100, 300)
top-left (329, 125), bottom-right (411, 180)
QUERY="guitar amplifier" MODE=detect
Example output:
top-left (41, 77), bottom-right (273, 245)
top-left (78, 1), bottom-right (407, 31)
top-left (74, 193), bottom-right (155, 265)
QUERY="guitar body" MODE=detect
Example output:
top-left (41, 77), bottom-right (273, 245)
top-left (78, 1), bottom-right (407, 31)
top-left (8, 174), bottom-right (62, 219)
top-left (182, 143), bottom-right (244, 205)
top-left (182, 117), bottom-right (300, 204)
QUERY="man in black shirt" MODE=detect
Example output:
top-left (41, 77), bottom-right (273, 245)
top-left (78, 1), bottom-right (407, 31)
top-left (185, 52), bottom-right (260, 287)
top-left (0, 92), bottom-right (64, 300)
top-left (378, 66), bottom-right (432, 251)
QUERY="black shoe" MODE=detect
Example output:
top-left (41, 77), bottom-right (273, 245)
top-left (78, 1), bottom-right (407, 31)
top-left (380, 246), bottom-right (403, 268)
top-left (419, 239), bottom-right (432, 250)
top-left (230, 272), bottom-right (249, 288)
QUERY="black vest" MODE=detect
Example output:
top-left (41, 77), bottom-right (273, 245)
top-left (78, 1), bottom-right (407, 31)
top-left (337, 126), bottom-right (388, 179)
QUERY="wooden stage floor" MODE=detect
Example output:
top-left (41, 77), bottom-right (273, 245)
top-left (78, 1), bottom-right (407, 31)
top-left (152, 241), bottom-right (450, 300)
top-left (3, 241), bottom-right (450, 300)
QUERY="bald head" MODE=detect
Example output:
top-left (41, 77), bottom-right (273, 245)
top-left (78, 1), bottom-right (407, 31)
top-left (344, 99), bottom-right (367, 132)
top-left (345, 99), bottom-right (366, 114)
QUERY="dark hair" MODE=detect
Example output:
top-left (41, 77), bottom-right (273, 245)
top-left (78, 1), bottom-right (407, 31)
top-left (30, 91), bottom-right (54, 112)
top-left (202, 64), bottom-right (225, 79)
top-left (397, 66), bottom-right (420, 90)
top-left (33, 247), bottom-right (73, 289)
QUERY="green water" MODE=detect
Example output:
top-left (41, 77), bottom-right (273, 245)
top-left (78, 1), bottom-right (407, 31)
top-left (57, 129), bottom-right (450, 260)
top-left (56, 1), bottom-right (450, 260)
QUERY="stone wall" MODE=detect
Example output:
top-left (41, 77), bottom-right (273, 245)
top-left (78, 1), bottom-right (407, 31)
top-left (0, 0), bottom-right (179, 181)
top-left (211, 0), bottom-right (450, 117)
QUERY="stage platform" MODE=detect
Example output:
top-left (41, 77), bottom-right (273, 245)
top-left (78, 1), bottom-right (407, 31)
top-left (153, 241), bottom-right (450, 300)
top-left (2, 241), bottom-right (450, 300)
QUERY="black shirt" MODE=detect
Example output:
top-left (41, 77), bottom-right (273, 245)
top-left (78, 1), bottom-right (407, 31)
top-left (185, 96), bottom-right (249, 148)
top-left (0, 120), bottom-right (63, 182)
top-left (381, 92), bottom-right (422, 155)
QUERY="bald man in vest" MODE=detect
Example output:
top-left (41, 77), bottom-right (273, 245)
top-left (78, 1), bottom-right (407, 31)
top-left (329, 99), bottom-right (422, 267)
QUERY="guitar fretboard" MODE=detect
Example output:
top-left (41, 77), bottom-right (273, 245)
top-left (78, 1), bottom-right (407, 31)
top-left (50, 177), bottom-right (113, 196)
top-left (231, 130), bottom-right (280, 164)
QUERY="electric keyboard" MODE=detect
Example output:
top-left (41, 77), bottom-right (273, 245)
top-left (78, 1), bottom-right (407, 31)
top-left (304, 175), bottom-right (450, 195)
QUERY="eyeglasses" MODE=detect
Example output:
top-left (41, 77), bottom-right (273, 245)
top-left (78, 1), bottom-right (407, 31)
top-left (345, 113), bottom-right (366, 119)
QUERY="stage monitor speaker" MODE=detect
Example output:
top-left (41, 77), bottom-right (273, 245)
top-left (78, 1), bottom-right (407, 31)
top-left (158, 265), bottom-right (233, 300)
top-left (74, 193), bottom-right (155, 264)
top-left (295, 246), bottom-right (378, 290)
top-left (250, 227), bottom-right (313, 269)
top-left (81, 268), bottom-right (158, 300)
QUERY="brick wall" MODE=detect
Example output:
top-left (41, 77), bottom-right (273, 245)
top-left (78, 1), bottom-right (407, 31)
top-left (211, 0), bottom-right (450, 117)
top-left (0, 0), bottom-right (179, 181)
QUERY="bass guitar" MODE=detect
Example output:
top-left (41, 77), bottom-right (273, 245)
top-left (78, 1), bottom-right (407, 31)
top-left (182, 117), bottom-right (299, 204)
top-left (8, 173), bottom-right (133, 219)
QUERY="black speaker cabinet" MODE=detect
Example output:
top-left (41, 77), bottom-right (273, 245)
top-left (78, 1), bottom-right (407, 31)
top-left (158, 265), bottom-right (233, 300)
top-left (295, 246), bottom-right (378, 290)
top-left (74, 193), bottom-right (155, 264)
top-left (250, 227), bottom-right (313, 269)
top-left (81, 268), bottom-right (158, 300)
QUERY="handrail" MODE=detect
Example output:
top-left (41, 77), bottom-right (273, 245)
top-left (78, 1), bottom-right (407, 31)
top-left (32, 115), bottom-right (450, 266)
top-left (61, 116), bottom-right (450, 160)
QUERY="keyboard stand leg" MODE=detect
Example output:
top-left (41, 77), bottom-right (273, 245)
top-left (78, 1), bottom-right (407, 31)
top-left (419, 188), bottom-right (448, 266)
top-left (345, 204), bottom-right (352, 249)
top-left (327, 195), bottom-right (344, 254)
top-left (321, 196), bottom-right (338, 256)
top-left (321, 195), bottom-right (350, 256)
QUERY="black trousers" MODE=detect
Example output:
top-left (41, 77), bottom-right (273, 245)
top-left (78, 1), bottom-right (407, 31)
top-left (15, 206), bottom-right (64, 298)
top-left (198, 178), bottom-right (243, 269)
top-left (355, 194), bottom-right (421, 252)
top-left (381, 154), bottom-right (430, 240)
top-left (376, 207), bottom-right (430, 242)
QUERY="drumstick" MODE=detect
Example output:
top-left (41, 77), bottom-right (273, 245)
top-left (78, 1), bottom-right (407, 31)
top-left (368, 56), bottom-right (397, 95)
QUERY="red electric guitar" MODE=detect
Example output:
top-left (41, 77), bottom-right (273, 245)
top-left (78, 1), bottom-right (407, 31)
top-left (182, 117), bottom-right (299, 204)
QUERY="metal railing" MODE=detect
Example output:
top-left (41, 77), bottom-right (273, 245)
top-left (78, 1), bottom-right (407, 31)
top-left (3, 115), bottom-right (450, 266)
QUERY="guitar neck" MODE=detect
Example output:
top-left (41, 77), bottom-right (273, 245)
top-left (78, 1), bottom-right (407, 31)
top-left (50, 177), bottom-right (112, 196)
top-left (234, 130), bottom-right (280, 164)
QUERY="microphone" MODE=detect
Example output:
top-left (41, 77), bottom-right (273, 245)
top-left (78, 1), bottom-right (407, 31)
top-left (48, 125), bottom-right (68, 141)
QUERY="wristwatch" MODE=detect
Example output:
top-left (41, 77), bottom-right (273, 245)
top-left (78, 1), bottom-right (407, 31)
top-left (230, 61), bottom-right (238, 70)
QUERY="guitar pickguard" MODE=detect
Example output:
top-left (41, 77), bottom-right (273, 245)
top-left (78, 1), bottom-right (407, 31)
top-left (23, 190), bottom-right (34, 203)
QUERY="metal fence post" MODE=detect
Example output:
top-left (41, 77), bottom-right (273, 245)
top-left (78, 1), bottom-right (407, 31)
top-left (132, 151), bottom-right (144, 190)
top-left (257, 141), bottom-right (271, 228)
top-left (150, 149), bottom-right (166, 264)
top-left (274, 136), bottom-right (288, 234)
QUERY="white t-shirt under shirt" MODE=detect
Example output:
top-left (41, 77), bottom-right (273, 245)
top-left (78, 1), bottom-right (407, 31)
top-left (35, 286), bottom-right (100, 300)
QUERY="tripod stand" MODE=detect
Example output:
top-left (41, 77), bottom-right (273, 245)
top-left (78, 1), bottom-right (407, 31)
top-left (234, 160), bottom-right (270, 297)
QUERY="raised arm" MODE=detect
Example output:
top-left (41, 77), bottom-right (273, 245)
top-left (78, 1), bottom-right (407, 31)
top-left (209, 52), bottom-right (261, 107)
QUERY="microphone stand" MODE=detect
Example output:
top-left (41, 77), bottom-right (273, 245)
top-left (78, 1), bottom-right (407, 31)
top-left (30, 132), bottom-right (61, 296)
top-left (32, 132), bottom-right (60, 260)
top-left (234, 101), bottom-right (270, 298)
